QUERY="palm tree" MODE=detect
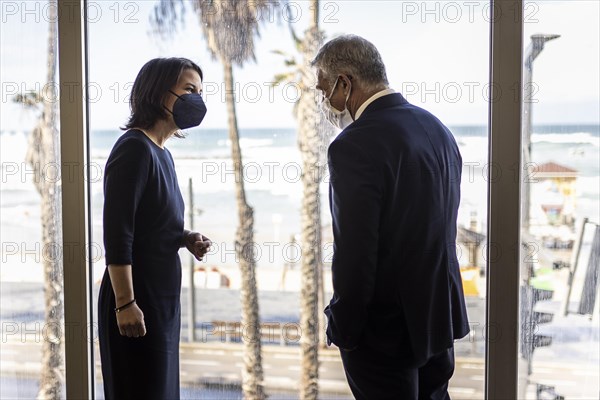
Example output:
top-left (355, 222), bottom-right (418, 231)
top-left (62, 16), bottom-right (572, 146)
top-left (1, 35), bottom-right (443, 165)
top-left (273, 2), bottom-right (333, 398)
top-left (15, 0), bottom-right (64, 397)
top-left (151, 1), bottom-right (272, 397)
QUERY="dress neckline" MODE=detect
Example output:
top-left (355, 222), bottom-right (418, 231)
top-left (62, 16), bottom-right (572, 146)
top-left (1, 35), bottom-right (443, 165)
top-left (130, 128), bottom-right (165, 151)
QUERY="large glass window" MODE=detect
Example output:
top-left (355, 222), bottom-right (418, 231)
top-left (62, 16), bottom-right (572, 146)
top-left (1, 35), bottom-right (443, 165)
top-left (518, 1), bottom-right (599, 398)
top-left (1, 1), bottom-right (66, 398)
top-left (84, 1), bottom-right (493, 398)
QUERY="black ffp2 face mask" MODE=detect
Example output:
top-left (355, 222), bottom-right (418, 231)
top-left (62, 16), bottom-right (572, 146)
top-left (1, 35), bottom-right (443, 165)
top-left (166, 90), bottom-right (207, 130)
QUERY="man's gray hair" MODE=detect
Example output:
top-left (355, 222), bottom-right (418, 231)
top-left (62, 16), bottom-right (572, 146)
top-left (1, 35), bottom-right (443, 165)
top-left (311, 34), bottom-right (388, 90)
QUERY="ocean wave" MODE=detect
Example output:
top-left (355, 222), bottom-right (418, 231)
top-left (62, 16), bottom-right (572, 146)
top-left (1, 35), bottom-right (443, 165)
top-left (166, 154), bottom-right (230, 161)
top-left (216, 137), bottom-right (275, 148)
top-left (531, 132), bottom-right (599, 146)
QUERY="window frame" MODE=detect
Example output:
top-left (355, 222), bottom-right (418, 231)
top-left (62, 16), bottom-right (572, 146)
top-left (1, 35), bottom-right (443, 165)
top-left (58, 0), bottom-right (93, 398)
top-left (485, 1), bottom-right (523, 399)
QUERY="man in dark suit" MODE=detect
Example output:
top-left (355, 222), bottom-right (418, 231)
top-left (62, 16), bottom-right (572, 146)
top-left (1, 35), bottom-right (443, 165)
top-left (312, 35), bottom-right (470, 399)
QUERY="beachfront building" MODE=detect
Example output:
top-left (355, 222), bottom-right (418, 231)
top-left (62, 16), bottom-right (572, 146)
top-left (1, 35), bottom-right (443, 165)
top-left (529, 161), bottom-right (579, 251)
top-left (531, 161), bottom-right (578, 227)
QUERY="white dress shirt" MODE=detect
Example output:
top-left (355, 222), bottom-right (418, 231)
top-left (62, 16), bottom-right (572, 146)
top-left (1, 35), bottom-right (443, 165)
top-left (354, 88), bottom-right (396, 121)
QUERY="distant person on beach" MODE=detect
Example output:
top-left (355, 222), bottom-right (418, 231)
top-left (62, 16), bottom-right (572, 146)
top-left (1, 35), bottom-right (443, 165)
top-left (313, 35), bottom-right (470, 399)
top-left (98, 57), bottom-right (211, 400)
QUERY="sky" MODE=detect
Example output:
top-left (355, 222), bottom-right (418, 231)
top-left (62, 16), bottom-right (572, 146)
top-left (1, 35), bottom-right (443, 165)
top-left (1, 0), bottom-right (599, 132)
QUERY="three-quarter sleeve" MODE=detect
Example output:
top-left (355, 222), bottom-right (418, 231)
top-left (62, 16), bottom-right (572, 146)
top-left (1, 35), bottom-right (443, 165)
top-left (103, 138), bottom-right (151, 265)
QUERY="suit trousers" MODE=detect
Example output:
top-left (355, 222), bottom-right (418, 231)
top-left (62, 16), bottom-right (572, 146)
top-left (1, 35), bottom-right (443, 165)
top-left (339, 345), bottom-right (455, 400)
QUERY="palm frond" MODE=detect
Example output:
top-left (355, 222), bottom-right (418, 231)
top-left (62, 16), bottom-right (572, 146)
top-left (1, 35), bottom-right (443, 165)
top-left (271, 49), bottom-right (288, 57)
top-left (272, 72), bottom-right (298, 86)
top-left (149, 0), bottom-right (186, 40)
top-left (288, 25), bottom-right (302, 51)
top-left (192, 0), bottom-right (281, 66)
top-left (13, 92), bottom-right (43, 110)
top-left (151, 0), bottom-right (290, 67)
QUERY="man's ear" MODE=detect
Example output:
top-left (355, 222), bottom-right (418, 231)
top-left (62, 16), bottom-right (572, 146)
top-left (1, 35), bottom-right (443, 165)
top-left (340, 75), bottom-right (352, 94)
top-left (340, 75), bottom-right (350, 88)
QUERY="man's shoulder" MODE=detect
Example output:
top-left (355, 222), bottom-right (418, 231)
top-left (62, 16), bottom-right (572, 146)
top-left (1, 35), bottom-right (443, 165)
top-left (328, 123), bottom-right (389, 165)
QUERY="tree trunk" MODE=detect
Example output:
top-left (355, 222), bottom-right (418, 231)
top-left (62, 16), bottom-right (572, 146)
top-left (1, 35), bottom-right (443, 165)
top-left (26, 1), bottom-right (64, 398)
top-left (223, 60), bottom-right (265, 400)
top-left (298, 2), bottom-right (330, 397)
top-left (308, 0), bottom-right (329, 356)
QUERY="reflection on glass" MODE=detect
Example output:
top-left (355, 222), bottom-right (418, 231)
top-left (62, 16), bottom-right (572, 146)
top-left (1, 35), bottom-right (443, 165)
top-left (0, 0), bottom-right (65, 398)
top-left (519, 1), bottom-right (600, 398)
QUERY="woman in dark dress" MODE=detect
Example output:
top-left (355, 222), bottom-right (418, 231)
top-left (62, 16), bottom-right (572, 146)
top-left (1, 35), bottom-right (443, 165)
top-left (99, 57), bottom-right (211, 400)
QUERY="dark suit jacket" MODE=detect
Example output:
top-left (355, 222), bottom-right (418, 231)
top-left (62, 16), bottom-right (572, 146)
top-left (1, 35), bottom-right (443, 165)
top-left (325, 93), bottom-right (470, 368)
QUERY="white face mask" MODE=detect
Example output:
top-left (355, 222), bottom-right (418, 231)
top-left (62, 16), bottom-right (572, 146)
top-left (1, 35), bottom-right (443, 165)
top-left (320, 77), bottom-right (354, 130)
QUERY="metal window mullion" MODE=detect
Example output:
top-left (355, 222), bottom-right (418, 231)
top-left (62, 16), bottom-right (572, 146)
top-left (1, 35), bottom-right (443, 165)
top-left (58, 0), bottom-right (92, 398)
top-left (486, 1), bottom-right (524, 399)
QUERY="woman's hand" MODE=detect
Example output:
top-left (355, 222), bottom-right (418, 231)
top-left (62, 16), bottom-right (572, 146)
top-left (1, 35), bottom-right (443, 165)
top-left (184, 231), bottom-right (212, 261)
top-left (116, 302), bottom-right (146, 338)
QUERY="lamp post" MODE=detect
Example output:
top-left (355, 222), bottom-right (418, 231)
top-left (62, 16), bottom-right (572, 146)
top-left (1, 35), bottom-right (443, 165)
top-left (520, 33), bottom-right (560, 400)
top-left (522, 34), bottom-right (560, 232)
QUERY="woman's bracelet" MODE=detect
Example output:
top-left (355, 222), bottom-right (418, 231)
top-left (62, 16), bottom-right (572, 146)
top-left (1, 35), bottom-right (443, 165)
top-left (114, 299), bottom-right (136, 313)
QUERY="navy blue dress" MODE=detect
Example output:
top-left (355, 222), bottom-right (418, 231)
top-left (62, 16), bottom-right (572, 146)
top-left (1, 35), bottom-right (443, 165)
top-left (99, 129), bottom-right (185, 400)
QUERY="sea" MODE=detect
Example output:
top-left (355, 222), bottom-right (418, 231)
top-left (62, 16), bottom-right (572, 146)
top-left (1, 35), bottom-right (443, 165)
top-left (1, 124), bottom-right (598, 283)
